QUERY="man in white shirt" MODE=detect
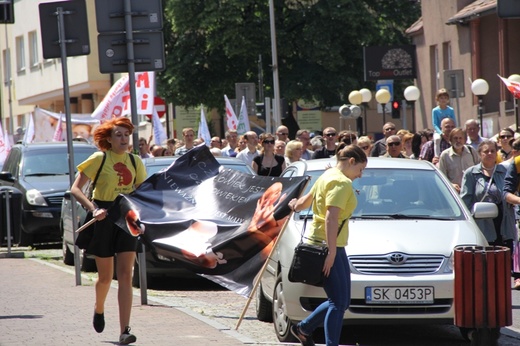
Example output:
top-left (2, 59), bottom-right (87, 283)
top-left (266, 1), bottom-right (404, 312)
top-left (221, 130), bottom-right (238, 157)
top-left (465, 119), bottom-right (486, 150)
top-left (236, 131), bottom-right (260, 166)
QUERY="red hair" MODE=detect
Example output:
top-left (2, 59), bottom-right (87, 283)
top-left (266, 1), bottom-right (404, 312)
top-left (94, 117), bottom-right (134, 151)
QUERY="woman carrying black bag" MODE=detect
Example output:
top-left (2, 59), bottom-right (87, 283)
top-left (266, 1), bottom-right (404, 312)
top-left (70, 117), bottom-right (147, 345)
top-left (288, 144), bottom-right (367, 346)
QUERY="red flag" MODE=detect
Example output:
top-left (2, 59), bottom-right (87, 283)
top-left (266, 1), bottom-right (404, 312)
top-left (498, 75), bottom-right (520, 99)
top-left (224, 95), bottom-right (238, 131)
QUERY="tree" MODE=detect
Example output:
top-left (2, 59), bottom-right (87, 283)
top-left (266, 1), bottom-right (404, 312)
top-left (157, 0), bottom-right (420, 110)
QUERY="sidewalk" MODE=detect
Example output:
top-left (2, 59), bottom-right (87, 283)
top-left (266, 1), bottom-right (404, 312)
top-left (0, 257), bottom-right (249, 346)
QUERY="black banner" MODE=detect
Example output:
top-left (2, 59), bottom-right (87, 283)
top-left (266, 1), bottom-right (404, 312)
top-left (108, 145), bottom-right (308, 295)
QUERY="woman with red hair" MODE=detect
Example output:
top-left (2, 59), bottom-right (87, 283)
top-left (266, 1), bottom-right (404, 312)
top-left (71, 117), bottom-right (147, 345)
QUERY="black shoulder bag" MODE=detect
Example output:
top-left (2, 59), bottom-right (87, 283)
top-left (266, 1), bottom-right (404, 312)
top-left (75, 152), bottom-right (106, 250)
top-left (288, 205), bottom-right (346, 287)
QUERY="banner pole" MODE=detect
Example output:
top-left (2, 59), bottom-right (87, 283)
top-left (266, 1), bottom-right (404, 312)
top-left (235, 215), bottom-right (291, 330)
top-left (235, 177), bottom-right (309, 330)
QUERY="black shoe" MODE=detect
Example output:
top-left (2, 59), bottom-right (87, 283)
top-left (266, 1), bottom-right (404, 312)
top-left (93, 312), bottom-right (104, 333)
top-left (119, 326), bottom-right (137, 345)
top-left (290, 324), bottom-right (315, 346)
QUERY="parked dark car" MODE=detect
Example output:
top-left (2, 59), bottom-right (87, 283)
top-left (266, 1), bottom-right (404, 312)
top-left (61, 155), bottom-right (256, 283)
top-left (0, 142), bottom-right (98, 245)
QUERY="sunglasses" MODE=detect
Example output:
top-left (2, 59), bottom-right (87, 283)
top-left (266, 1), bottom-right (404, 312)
top-left (325, 133), bottom-right (336, 137)
top-left (277, 132), bottom-right (288, 136)
top-left (384, 127), bottom-right (396, 131)
top-left (499, 135), bottom-right (513, 139)
top-left (360, 146), bottom-right (369, 150)
top-left (388, 142), bottom-right (401, 147)
top-left (263, 140), bottom-right (275, 144)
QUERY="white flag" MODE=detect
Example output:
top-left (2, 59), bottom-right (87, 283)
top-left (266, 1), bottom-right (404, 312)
top-left (0, 121), bottom-right (10, 163)
top-left (224, 95), bottom-right (238, 131)
top-left (152, 107), bottom-right (168, 145)
top-left (197, 106), bottom-right (212, 147)
top-left (52, 113), bottom-right (64, 142)
top-left (237, 96), bottom-right (251, 135)
top-left (91, 72), bottom-right (155, 122)
top-left (23, 113), bottom-right (35, 144)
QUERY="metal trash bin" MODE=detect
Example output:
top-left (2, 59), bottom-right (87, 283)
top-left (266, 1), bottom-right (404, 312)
top-left (454, 245), bottom-right (512, 345)
top-left (0, 186), bottom-right (22, 246)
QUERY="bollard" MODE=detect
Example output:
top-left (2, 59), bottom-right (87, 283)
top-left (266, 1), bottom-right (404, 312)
top-left (0, 187), bottom-right (24, 258)
top-left (454, 246), bottom-right (512, 345)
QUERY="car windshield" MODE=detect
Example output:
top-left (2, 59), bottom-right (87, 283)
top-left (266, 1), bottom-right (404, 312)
top-left (22, 149), bottom-right (94, 176)
top-left (299, 168), bottom-right (464, 221)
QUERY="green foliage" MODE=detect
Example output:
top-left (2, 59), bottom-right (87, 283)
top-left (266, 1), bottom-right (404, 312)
top-left (157, 0), bottom-right (420, 109)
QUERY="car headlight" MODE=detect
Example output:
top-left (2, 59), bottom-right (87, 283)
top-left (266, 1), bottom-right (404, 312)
top-left (26, 189), bottom-right (48, 206)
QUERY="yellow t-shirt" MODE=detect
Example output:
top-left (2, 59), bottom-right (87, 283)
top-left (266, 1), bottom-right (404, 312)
top-left (307, 167), bottom-right (357, 247)
top-left (78, 150), bottom-right (147, 202)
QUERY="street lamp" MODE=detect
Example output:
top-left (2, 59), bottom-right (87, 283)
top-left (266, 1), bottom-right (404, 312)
top-left (359, 88), bottom-right (372, 136)
top-left (375, 89), bottom-right (391, 124)
top-left (471, 79), bottom-right (489, 136)
top-left (348, 90), bottom-right (363, 135)
top-left (508, 74), bottom-right (520, 132)
top-left (404, 86), bottom-right (421, 132)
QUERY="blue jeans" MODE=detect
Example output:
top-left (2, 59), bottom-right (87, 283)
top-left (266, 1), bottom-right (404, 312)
top-left (298, 247), bottom-right (351, 346)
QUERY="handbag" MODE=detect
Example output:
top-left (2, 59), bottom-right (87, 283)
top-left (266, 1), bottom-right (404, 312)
top-left (288, 205), bottom-right (346, 287)
top-left (75, 153), bottom-right (106, 250)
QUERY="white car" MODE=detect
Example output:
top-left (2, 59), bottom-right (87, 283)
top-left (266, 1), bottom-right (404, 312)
top-left (256, 157), bottom-right (496, 342)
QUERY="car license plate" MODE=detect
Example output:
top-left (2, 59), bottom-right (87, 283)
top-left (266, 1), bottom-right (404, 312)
top-left (365, 286), bottom-right (434, 304)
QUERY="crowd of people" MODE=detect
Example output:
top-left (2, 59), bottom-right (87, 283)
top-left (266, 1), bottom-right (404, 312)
top-left (77, 91), bottom-right (520, 345)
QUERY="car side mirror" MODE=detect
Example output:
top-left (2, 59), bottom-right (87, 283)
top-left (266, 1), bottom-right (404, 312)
top-left (0, 171), bottom-right (15, 182)
top-left (472, 202), bottom-right (499, 219)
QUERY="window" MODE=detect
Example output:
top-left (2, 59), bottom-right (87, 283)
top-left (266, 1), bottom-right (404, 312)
top-left (442, 41), bottom-right (452, 71)
top-left (15, 35), bottom-right (25, 72)
top-left (28, 31), bottom-right (38, 67)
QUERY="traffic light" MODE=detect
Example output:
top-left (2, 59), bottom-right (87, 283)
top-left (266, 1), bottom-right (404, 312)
top-left (391, 100), bottom-right (401, 119)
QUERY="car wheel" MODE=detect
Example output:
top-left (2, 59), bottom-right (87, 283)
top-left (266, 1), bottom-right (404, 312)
top-left (272, 273), bottom-right (296, 342)
top-left (62, 239), bottom-right (74, 265)
top-left (81, 254), bottom-right (97, 272)
top-left (255, 282), bottom-right (273, 322)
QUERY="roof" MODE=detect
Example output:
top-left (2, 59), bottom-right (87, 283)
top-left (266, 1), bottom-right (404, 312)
top-left (446, 0), bottom-right (496, 25)
top-left (404, 17), bottom-right (423, 36)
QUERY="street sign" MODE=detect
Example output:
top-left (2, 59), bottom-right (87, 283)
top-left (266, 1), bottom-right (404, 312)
top-left (97, 31), bottom-right (165, 73)
top-left (443, 69), bottom-right (465, 98)
top-left (376, 81), bottom-right (393, 114)
top-left (145, 96), bottom-right (166, 119)
top-left (39, 0), bottom-right (90, 59)
top-left (95, 0), bottom-right (163, 33)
